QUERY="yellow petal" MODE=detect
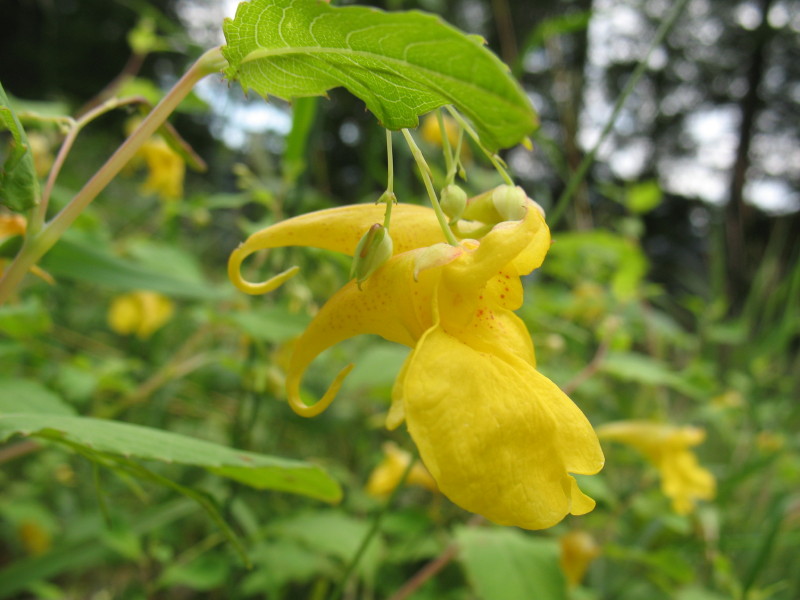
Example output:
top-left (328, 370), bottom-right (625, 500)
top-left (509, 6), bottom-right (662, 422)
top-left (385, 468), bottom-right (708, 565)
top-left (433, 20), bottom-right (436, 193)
top-left (229, 203), bottom-right (444, 295)
top-left (107, 291), bottom-right (173, 339)
top-left (108, 295), bottom-right (139, 336)
top-left (660, 448), bottom-right (716, 515)
top-left (560, 530), bottom-right (601, 586)
top-left (285, 251), bottom-right (440, 417)
top-left (0, 214), bottom-right (27, 238)
top-left (365, 442), bottom-right (438, 497)
top-left (139, 138), bottom-right (185, 201)
top-left (597, 421), bottom-right (715, 514)
top-left (400, 326), bottom-right (603, 530)
top-left (135, 291), bottom-right (174, 339)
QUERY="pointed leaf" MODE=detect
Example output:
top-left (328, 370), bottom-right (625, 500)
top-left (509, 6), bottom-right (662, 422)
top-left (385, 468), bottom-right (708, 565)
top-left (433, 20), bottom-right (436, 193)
top-left (0, 413), bottom-right (342, 502)
top-left (222, 0), bottom-right (536, 150)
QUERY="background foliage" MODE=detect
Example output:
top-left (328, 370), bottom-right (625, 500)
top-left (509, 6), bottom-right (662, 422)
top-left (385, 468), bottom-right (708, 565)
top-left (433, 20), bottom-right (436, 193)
top-left (1, 0), bottom-right (798, 599)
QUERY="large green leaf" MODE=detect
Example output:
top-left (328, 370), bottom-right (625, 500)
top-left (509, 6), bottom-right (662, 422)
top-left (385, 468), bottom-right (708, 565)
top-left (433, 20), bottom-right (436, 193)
top-left (0, 80), bottom-right (40, 211)
top-left (456, 527), bottom-right (567, 600)
top-left (222, 0), bottom-right (536, 151)
top-left (0, 413), bottom-right (341, 502)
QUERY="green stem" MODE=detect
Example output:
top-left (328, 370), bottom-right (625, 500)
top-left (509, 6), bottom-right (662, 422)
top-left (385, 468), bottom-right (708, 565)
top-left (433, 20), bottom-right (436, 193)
top-left (383, 129), bottom-right (394, 229)
top-left (0, 46), bottom-right (225, 306)
top-left (32, 96), bottom-right (150, 236)
top-left (401, 129), bottom-right (458, 246)
top-left (436, 109), bottom-right (454, 182)
top-left (328, 457), bottom-right (416, 600)
top-left (546, 0), bottom-right (690, 228)
top-left (445, 106), bottom-right (513, 185)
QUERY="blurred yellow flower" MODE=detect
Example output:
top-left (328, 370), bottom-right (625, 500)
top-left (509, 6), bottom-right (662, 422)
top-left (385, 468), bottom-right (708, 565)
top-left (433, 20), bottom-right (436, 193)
top-left (420, 113), bottom-right (470, 159)
top-left (137, 137), bottom-right (185, 201)
top-left (597, 421), bottom-right (715, 514)
top-left (559, 530), bottom-right (601, 586)
top-left (0, 213), bottom-right (27, 238)
top-left (0, 213), bottom-right (54, 284)
top-left (365, 442), bottom-right (438, 497)
top-left (27, 131), bottom-right (55, 178)
top-left (18, 520), bottom-right (52, 556)
top-left (108, 290), bottom-right (174, 339)
top-left (229, 189), bottom-right (604, 530)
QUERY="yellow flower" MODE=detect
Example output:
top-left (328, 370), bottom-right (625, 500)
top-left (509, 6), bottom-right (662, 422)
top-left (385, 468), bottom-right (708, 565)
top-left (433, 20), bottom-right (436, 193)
top-left (108, 290), bottom-right (174, 339)
top-left (0, 213), bottom-right (54, 285)
top-left (137, 137), bottom-right (185, 201)
top-left (229, 190), bottom-right (604, 530)
top-left (365, 442), bottom-right (438, 497)
top-left (0, 213), bottom-right (27, 239)
top-left (597, 420), bottom-right (715, 514)
top-left (420, 113), bottom-right (471, 160)
top-left (559, 530), bottom-right (601, 586)
top-left (18, 520), bottom-right (52, 556)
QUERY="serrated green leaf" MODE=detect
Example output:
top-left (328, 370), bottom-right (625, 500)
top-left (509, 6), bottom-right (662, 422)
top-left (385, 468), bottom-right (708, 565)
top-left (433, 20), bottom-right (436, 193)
top-left (0, 80), bottom-right (40, 211)
top-left (456, 526), bottom-right (567, 600)
top-left (222, 0), bottom-right (536, 150)
top-left (0, 413), bottom-right (342, 502)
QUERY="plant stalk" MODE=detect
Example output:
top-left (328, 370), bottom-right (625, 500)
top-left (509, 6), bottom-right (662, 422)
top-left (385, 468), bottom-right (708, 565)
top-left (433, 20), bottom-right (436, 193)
top-left (0, 46), bottom-right (226, 306)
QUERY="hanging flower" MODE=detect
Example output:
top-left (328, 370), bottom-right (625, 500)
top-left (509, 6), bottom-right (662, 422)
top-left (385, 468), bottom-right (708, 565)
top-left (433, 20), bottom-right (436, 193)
top-left (597, 420), bottom-right (715, 515)
top-left (137, 137), bottom-right (185, 201)
top-left (108, 290), bottom-right (174, 339)
top-left (229, 189), bottom-right (604, 529)
top-left (125, 119), bottom-right (185, 201)
top-left (559, 530), bottom-right (601, 586)
top-left (365, 442), bottom-right (438, 498)
top-left (420, 113), bottom-right (470, 160)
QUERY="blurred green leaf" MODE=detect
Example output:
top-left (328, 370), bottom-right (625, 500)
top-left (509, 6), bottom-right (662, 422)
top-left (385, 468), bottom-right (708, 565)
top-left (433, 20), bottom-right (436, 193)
top-left (284, 96), bottom-right (318, 185)
top-left (158, 552), bottom-right (231, 591)
top-left (0, 414), bottom-right (342, 502)
top-left (456, 527), bottom-right (567, 600)
top-left (101, 521), bottom-right (142, 561)
top-left (243, 539), bottom-right (336, 595)
top-left (41, 235), bottom-right (228, 300)
top-left (0, 500), bottom-right (196, 600)
top-left (600, 352), bottom-right (705, 398)
top-left (0, 297), bottom-right (52, 338)
top-left (346, 343), bottom-right (409, 390)
top-left (676, 585), bottom-right (731, 600)
top-left (626, 180), bottom-right (662, 214)
top-left (224, 306), bottom-right (311, 342)
top-left (271, 510), bottom-right (383, 581)
top-left (520, 10), bottom-right (592, 51)
top-left (546, 231), bottom-right (648, 301)
top-left (0, 378), bottom-right (76, 416)
top-left (0, 80), bottom-right (40, 212)
top-left (222, 0), bottom-right (536, 150)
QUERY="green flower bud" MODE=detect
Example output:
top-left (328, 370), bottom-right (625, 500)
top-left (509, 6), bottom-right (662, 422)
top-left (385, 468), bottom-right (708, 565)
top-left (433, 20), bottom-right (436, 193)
top-left (491, 185), bottom-right (527, 222)
top-left (440, 184), bottom-right (468, 222)
top-left (349, 224), bottom-right (394, 287)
